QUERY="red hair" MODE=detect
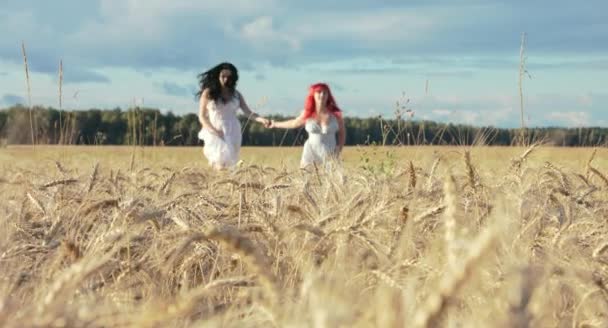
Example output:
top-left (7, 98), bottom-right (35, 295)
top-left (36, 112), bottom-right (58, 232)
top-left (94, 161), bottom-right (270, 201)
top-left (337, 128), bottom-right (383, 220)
top-left (302, 83), bottom-right (342, 120)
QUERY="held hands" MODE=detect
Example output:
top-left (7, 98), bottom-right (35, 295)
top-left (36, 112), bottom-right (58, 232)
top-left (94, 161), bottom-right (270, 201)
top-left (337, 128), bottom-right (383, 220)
top-left (258, 117), bottom-right (273, 128)
top-left (213, 129), bottom-right (224, 139)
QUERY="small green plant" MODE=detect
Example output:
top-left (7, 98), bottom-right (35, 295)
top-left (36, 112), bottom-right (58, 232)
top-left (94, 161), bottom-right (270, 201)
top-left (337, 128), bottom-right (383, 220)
top-left (357, 140), bottom-right (398, 176)
top-left (357, 91), bottom-right (417, 175)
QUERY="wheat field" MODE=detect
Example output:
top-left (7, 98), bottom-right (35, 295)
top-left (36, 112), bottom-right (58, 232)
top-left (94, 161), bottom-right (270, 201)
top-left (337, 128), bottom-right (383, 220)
top-left (0, 145), bottom-right (607, 327)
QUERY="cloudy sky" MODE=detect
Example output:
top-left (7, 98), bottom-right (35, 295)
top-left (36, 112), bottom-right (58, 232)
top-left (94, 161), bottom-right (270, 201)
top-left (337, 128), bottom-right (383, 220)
top-left (1, 0), bottom-right (607, 127)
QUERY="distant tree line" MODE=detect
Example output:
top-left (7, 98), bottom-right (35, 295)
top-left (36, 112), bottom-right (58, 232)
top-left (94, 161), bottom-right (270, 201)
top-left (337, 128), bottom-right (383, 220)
top-left (0, 105), bottom-right (606, 147)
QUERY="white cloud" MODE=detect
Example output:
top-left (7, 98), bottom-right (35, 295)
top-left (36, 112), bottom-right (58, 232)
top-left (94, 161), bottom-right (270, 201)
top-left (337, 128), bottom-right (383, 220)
top-left (419, 95), bottom-right (518, 126)
top-left (458, 110), bottom-right (481, 124)
top-left (72, 0), bottom-right (280, 48)
top-left (432, 109), bottom-right (452, 116)
top-left (72, 1), bottom-right (169, 44)
top-left (576, 93), bottom-right (593, 106)
top-left (547, 111), bottom-right (590, 127)
top-left (0, 10), bottom-right (35, 34)
top-left (428, 108), bottom-right (513, 126)
top-left (240, 16), bottom-right (301, 52)
top-left (98, 0), bottom-right (276, 19)
top-left (290, 8), bottom-right (444, 44)
top-left (0, 11), bottom-right (54, 52)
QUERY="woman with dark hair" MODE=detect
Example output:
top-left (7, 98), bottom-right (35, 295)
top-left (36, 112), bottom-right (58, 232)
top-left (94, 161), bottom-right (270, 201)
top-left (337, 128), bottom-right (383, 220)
top-left (269, 83), bottom-right (346, 168)
top-left (196, 62), bottom-right (269, 170)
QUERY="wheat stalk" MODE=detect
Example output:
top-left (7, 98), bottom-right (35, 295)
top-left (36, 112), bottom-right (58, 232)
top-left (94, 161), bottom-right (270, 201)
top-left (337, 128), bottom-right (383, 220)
top-left (426, 156), bottom-right (441, 191)
top-left (443, 174), bottom-right (458, 269)
top-left (80, 198), bottom-right (119, 216)
top-left (589, 166), bottom-right (608, 187)
top-left (58, 59), bottom-right (63, 145)
top-left (21, 41), bottom-right (35, 145)
top-left (86, 162), bottom-right (100, 193)
top-left (39, 247), bottom-right (119, 313)
top-left (26, 192), bottom-right (46, 215)
top-left (511, 143), bottom-right (538, 172)
top-left (593, 242), bottom-right (608, 265)
top-left (464, 150), bottom-right (477, 190)
top-left (39, 178), bottom-right (78, 190)
top-left (205, 226), bottom-right (278, 301)
top-left (158, 172), bottom-right (176, 195)
top-left (518, 32), bottom-right (529, 145)
top-left (585, 148), bottom-right (597, 179)
top-left (413, 205), bottom-right (446, 223)
top-left (408, 161), bottom-right (417, 190)
top-left (413, 227), bottom-right (498, 328)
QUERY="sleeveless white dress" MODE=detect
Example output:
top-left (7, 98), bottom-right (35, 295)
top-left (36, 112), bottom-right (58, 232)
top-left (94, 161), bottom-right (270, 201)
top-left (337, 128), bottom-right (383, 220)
top-left (197, 94), bottom-right (241, 168)
top-left (301, 115), bottom-right (339, 168)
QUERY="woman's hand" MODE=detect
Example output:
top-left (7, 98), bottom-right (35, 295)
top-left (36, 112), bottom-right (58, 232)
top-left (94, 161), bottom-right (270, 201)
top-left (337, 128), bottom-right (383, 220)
top-left (259, 117), bottom-right (271, 128)
top-left (212, 129), bottom-right (224, 139)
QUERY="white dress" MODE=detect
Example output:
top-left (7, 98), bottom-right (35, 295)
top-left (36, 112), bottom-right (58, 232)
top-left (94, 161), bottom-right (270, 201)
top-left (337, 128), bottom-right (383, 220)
top-left (301, 115), bottom-right (339, 168)
top-left (198, 94), bottom-right (241, 167)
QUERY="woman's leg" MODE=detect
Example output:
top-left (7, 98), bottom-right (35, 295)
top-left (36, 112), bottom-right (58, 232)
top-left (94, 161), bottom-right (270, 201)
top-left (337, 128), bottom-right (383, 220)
top-left (210, 161), bottom-right (227, 171)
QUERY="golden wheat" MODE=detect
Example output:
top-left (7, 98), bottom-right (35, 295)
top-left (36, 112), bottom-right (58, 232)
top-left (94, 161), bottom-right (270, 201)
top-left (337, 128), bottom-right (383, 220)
top-left (0, 146), bottom-right (606, 327)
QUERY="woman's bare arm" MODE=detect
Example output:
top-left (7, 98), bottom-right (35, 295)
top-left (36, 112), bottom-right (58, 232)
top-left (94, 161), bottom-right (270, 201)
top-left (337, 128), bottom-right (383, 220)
top-left (271, 111), bottom-right (306, 129)
top-left (237, 91), bottom-right (269, 127)
top-left (336, 114), bottom-right (346, 153)
top-left (198, 89), bottom-right (223, 137)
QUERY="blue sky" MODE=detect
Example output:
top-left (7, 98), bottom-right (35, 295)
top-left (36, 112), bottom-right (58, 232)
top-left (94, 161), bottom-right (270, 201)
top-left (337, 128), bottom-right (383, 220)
top-left (1, 0), bottom-right (607, 127)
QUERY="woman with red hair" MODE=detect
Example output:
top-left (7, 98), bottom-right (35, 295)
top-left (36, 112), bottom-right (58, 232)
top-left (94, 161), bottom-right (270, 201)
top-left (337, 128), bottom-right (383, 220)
top-left (269, 83), bottom-right (346, 168)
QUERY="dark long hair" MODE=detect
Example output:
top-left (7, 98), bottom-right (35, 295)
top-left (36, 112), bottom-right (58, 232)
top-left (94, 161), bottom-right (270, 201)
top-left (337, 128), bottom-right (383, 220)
top-left (195, 62), bottom-right (239, 102)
